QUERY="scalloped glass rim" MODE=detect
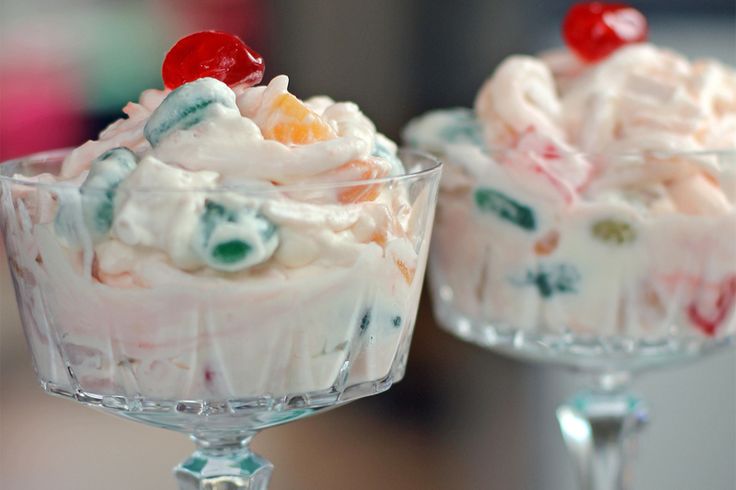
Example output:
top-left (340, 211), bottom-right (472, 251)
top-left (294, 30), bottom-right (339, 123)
top-left (0, 147), bottom-right (443, 193)
top-left (480, 147), bottom-right (736, 160)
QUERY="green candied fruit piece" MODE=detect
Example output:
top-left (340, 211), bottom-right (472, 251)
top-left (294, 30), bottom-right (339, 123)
top-left (474, 187), bottom-right (536, 231)
top-left (211, 240), bottom-right (253, 264)
top-left (591, 219), bottom-right (637, 245)
top-left (89, 190), bottom-right (115, 232)
top-left (194, 199), bottom-right (279, 272)
top-left (516, 263), bottom-right (580, 299)
top-left (144, 78), bottom-right (237, 147)
top-left (79, 147), bottom-right (138, 237)
top-left (359, 309), bottom-right (372, 335)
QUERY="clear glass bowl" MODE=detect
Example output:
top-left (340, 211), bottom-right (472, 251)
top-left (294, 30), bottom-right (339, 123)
top-left (0, 148), bottom-right (442, 489)
top-left (428, 146), bottom-right (735, 489)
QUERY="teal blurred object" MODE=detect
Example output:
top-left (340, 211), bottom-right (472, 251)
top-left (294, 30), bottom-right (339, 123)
top-left (0, 0), bottom-right (268, 112)
top-left (80, 6), bottom-right (169, 112)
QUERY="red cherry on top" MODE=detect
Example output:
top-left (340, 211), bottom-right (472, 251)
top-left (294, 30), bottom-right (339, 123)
top-left (563, 2), bottom-right (648, 63)
top-left (162, 31), bottom-right (265, 89)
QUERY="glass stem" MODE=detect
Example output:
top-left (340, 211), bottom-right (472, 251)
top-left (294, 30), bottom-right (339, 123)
top-left (175, 432), bottom-right (273, 490)
top-left (556, 372), bottom-right (649, 490)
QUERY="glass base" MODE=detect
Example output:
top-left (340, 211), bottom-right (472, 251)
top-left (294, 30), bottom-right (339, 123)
top-left (428, 278), bottom-right (734, 490)
top-left (175, 441), bottom-right (273, 490)
top-left (557, 390), bottom-right (649, 490)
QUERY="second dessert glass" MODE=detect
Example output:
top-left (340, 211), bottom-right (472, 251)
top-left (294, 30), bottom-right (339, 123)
top-left (0, 149), bottom-right (441, 490)
top-left (428, 147), bottom-right (735, 490)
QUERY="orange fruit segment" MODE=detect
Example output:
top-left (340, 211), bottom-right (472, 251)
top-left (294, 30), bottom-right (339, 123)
top-left (394, 258), bottom-right (415, 285)
top-left (369, 229), bottom-right (388, 247)
top-left (261, 93), bottom-right (336, 145)
top-left (335, 159), bottom-right (388, 203)
top-left (534, 230), bottom-right (560, 256)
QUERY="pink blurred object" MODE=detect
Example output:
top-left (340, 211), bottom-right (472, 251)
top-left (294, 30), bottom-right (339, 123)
top-left (160, 0), bottom-right (269, 48)
top-left (0, 60), bottom-right (86, 161)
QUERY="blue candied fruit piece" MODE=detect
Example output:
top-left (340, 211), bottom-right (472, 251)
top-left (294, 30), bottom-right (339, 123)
top-left (358, 310), bottom-right (404, 336)
top-left (193, 199), bottom-right (279, 272)
top-left (79, 147), bottom-right (138, 238)
top-left (403, 107), bottom-right (484, 153)
top-left (356, 309), bottom-right (403, 336)
top-left (359, 309), bottom-right (372, 335)
top-left (514, 263), bottom-right (580, 299)
top-left (372, 136), bottom-right (404, 176)
top-left (474, 187), bottom-right (536, 231)
top-left (439, 108), bottom-right (484, 147)
top-left (143, 77), bottom-right (238, 147)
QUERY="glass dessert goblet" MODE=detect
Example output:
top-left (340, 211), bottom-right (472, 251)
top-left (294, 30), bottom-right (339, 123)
top-left (0, 149), bottom-right (441, 490)
top-left (429, 148), bottom-right (735, 490)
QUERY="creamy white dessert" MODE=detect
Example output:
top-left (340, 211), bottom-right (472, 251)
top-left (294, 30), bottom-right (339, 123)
top-left (2, 71), bottom-right (435, 401)
top-left (405, 43), bottom-right (736, 340)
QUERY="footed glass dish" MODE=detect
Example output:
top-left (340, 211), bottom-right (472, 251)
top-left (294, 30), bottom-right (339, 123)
top-left (429, 148), bottom-right (735, 490)
top-left (0, 149), bottom-right (441, 489)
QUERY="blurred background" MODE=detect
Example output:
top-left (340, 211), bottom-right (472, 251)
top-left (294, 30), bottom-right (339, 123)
top-left (1, 0), bottom-right (735, 489)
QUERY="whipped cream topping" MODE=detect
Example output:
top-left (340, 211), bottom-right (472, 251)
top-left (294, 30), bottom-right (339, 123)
top-left (62, 75), bottom-right (394, 184)
top-left (477, 44), bottom-right (736, 154)
top-left (44, 75), bottom-right (407, 279)
top-left (406, 44), bottom-right (736, 216)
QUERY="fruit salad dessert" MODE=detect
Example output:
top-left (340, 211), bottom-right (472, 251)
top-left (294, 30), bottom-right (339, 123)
top-left (1, 31), bottom-right (439, 401)
top-left (405, 3), bottom-right (736, 340)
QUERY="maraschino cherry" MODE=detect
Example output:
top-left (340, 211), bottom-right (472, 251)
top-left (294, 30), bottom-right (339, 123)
top-left (563, 2), bottom-right (648, 63)
top-left (162, 31), bottom-right (265, 89)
